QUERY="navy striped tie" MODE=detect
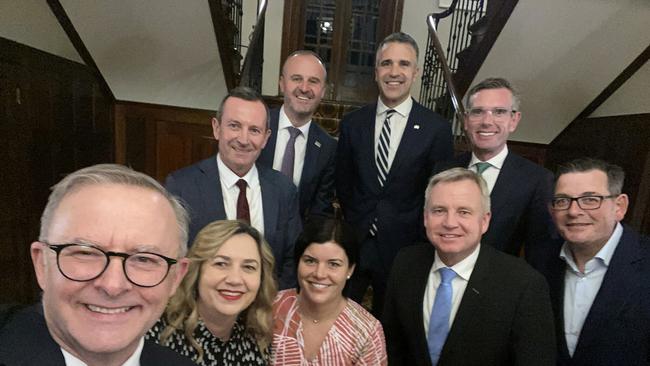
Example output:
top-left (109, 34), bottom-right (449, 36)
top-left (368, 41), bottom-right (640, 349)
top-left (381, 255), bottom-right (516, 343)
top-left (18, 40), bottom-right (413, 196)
top-left (370, 109), bottom-right (395, 236)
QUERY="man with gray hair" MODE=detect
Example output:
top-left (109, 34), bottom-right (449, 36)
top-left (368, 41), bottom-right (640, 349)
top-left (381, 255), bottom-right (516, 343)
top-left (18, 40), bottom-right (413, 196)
top-left (434, 77), bottom-right (559, 271)
top-left (544, 158), bottom-right (649, 365)
top-left (383, 168), bottom-right (555, 365)
top-left (336, 31), bottom-right (453, 316)
top-left (0, 164), bottom-right (194, 366)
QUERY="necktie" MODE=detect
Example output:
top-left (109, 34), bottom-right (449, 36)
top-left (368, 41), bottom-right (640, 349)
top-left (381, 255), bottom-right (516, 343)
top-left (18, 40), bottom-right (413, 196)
top-left (235, 179), bottom-right (250, 224)
top-left (376, 109), bottom-right (395, 187)
top-left (280, 127), bottom-right (302, 180)
top-left (475, 162), bottom-right (491, 175)
top-left (369, 110), bottom-right (395, 236)
top-left (428, 267), bottom-right (457, 365)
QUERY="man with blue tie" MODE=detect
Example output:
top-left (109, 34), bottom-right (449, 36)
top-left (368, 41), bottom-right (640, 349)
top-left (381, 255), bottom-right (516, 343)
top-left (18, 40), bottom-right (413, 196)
top-left (383, 168), bottom-right (555, 366)
top-left (336, 32), bottom-right (454, 316)
top-left (258, 51), bottom-right (336, 220)
top-left (544, 158), bottom-right (650, 365)
top-left (165, 86), bottom-right (301, 289)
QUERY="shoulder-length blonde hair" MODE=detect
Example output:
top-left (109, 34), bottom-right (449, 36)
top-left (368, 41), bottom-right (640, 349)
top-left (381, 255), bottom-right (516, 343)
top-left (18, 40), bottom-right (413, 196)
top-left (159, 220), bottom-right (277, 361)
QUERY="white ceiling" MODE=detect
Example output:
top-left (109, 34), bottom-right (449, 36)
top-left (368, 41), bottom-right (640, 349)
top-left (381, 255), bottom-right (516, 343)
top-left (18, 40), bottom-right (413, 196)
top-left (1, 0), bottom-right (647, 142)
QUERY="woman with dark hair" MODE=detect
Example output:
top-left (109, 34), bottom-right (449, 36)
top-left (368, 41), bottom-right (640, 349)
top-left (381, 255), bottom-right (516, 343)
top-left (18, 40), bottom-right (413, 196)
top-left (271, 216), bottom-right (387, 365)
top-left (147, 220), bottom-right (277, 365)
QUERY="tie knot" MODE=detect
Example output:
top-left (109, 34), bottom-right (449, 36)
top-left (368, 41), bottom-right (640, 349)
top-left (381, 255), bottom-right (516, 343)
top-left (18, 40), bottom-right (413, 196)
top-left (386, 109), bottom-right (396, 119)
top-left (439, 267), bottom-right (456, 284)
top-left (287, 126), bottom-right (301, 139)
top-left (475, 162), bottom-right (491, 175)
top-left (236, 179), bottom-right (247, 190)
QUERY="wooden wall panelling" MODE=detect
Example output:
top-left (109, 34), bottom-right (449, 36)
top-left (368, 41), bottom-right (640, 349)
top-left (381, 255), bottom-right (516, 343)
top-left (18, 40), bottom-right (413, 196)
top-left (546, 113), bottom-right (650, 234)
top-left (0, 37), bottom-right (113, 304)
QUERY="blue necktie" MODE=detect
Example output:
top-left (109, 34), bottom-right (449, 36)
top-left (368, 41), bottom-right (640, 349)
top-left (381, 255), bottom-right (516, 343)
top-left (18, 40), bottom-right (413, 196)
top-left (428, 267), bottom-right (456, 365)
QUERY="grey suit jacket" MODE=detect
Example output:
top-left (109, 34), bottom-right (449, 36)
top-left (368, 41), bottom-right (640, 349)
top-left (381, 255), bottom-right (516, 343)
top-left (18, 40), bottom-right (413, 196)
top-left (165, 156), bottom-right (302, 289)
top-left (383, 243), bottom-right (556, 366)
top-left (258, 108), bottom-right (337, 219)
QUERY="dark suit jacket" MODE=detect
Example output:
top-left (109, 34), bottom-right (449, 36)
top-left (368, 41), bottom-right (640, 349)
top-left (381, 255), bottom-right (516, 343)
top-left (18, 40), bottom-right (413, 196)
top-left (0, 305), bottom-right (196, 366)
top-left (383, 243), bottom-right (556, 366)
top-left (165, 157), bottom-right (302, 289)
top-left (543, 226), bottom-right (650, 366)
top-left (336, 100), bottom-right (453, 270)
top-left (434, 151), bottom-right (560, 271)
top-left (258, 108), bottom-right (337, 219)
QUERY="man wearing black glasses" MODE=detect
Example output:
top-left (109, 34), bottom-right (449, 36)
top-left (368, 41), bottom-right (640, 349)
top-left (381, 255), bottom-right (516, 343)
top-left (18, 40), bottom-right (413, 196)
top-left (434, 77), bottom-right (560, 271)
top-left (544, 158), bottom-right (649, 366)
top-left (0, 164), bottom-right (194, 366)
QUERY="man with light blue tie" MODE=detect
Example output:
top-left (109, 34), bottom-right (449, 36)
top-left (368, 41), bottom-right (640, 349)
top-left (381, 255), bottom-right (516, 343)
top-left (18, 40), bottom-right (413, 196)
top-left (383, 168), bottom-right (556, 366)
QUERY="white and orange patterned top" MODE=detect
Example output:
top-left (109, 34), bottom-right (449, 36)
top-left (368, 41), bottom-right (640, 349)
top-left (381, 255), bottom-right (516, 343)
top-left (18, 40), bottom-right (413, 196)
top-left (271, 289), bottom-right (387, 366)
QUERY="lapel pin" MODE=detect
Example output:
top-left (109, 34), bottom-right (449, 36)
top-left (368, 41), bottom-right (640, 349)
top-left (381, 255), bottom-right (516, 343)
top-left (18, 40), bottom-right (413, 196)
top-left (414, 124), bottom-right (420, 130)
top-left (315, 141), bottom-right (322, 148)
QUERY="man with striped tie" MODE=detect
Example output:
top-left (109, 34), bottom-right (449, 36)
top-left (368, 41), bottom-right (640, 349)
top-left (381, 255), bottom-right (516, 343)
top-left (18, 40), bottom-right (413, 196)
top-left (336, 32), bottom-right (453, 316)
top-left (383, 168), bottom-right (555, 366)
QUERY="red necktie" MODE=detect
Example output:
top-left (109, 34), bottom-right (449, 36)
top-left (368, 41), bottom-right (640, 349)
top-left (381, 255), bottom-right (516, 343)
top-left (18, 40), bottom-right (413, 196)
top-left (235, 179), bottom-right (250, 224)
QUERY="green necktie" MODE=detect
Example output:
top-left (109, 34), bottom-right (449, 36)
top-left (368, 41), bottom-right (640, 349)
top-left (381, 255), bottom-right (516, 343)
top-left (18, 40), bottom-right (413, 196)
top-left (475, 162), bottom-right (491, 175)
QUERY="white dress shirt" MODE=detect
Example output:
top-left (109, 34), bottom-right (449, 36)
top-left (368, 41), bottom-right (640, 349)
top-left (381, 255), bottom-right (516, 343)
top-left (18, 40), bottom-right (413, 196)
top-left (374, 97), bottom-right (413, 172)
top-left (468, 146), bottom-right (509, 193)
top-left (217, 154), bottom-right (265, 234)
top-left (61, 337), bottom-right (143, 366)
top-left (423, 244), bottom-right (481, 334)
top-left (272, 106), bottom-right (310, 187)
top-left (561, 222), bottom-right (623, 356)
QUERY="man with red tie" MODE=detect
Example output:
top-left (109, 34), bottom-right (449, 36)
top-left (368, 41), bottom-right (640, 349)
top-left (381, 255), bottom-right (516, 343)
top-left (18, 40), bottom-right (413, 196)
top-left (165, 86), bottom-right (301, 289)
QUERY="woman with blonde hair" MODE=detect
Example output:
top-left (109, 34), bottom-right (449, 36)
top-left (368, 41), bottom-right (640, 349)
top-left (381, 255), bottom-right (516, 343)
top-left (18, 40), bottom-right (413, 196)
top-left (147, 220), bottom-right (277, 365)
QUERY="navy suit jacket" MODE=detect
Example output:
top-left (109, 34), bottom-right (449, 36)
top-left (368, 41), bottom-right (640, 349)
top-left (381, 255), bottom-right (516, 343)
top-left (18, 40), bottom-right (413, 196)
top-left (165, 157), bottom-right (302, 289)
top-left (543, 226), bottom-right (650, 366)
top-left (258, 108), bottom-right (337, 219)
top-left (434, 151), bottom-right (560, 271)
top-left (0, 305), bottom-right (196, 366)
top-left (383, 244), bottom-right (556, 366)
top-left (336, 100), bottom-right (453, 270)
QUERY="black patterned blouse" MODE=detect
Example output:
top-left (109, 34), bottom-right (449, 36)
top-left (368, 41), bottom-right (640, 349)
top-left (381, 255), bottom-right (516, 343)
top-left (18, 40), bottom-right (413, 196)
top-left (147, 317), bottom-right (269, 365)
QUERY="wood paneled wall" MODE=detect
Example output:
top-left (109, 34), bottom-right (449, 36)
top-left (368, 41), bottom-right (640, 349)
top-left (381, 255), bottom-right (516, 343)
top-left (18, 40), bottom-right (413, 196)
top-left (547, 113), bottom-right (650, 235)
top-left (0, 37), bottom-right (113, 304)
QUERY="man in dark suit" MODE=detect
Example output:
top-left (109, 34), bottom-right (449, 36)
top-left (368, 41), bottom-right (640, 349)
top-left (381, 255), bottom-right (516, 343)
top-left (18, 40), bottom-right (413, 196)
top-left (258, 50), bottom-right (336, 220)
top-left (166, 86), bottom-right (301, 289)
top-left (434, 77), bottom-right (559, 271)
top-left (336, 32), bottom-right (454, 315)
top-left (544, 158), bottom-right (649, 365)
top-left (0, 164), bottom-right (194, 366)
top-left (383, 168), bottom-right (555, 366)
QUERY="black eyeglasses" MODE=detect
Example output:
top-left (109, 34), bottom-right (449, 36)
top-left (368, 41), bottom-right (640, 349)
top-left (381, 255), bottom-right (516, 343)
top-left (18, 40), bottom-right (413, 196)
top-left (44, 243), bottom-right (178, 287)
top-left (550, 195), bottom-right (617, 211)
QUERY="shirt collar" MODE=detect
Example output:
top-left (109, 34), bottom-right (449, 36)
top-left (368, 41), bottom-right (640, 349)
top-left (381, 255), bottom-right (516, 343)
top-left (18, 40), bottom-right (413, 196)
top-left (560, 222), bottom-right (623, 271)
top-left (469, 145), bottom-right (509, 170)
top-left (279, 105), bottom-right (311, 135)
top-left (432, 244), bottom-right (481, 282)
top-left (61, 337), bottom-right (144, 366)
top-left (377, 96), bottom-right (413, 119)
top-left (216, 153), bottom-right (259, 189)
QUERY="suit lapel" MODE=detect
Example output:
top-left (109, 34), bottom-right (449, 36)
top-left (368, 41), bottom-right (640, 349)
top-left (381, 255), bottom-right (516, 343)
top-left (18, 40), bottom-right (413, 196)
top-left (442, 246), bottom-right (492, 355)
top-left (489, 152), bottom-right (518, 213)
top-left (258, 167), bottom-right (279, 240)
top-left (386, 101), bottom-right (420, 184)
top-left (412, 245), bottom-right (437, 363)
top-left (259, 109), bottom-right (280, 167)
top-left (546, 255), bottom-right (571, 358)
top-left (300, 123), bottom-right (322, 189)
top-left (198, 158), bottom-right (227, 220)
top-left (361, 104), bottom-right (382, 193)
top-left (573, 228), bottom-right (641, 357)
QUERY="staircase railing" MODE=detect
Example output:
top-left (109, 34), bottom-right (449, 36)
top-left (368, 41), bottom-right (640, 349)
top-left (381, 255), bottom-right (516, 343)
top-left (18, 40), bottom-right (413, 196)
top-left (420, 0), bottom-right (486, 140)
top-left (239, 0), bottom-right (267, 92)
top-left (208, 0), bottom-right (245, 90)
